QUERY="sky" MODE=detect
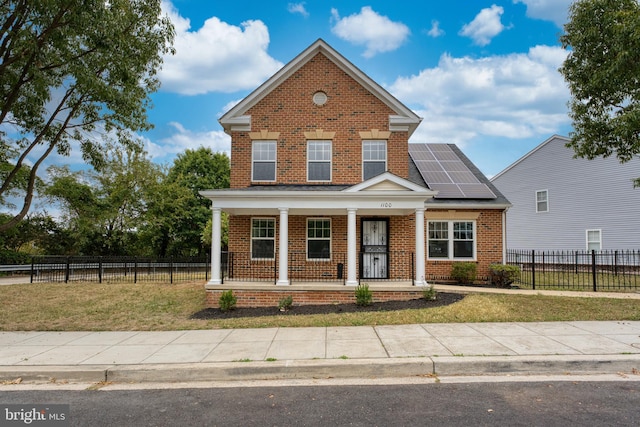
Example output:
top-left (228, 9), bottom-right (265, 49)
top-left (140, 0), bottom-right (574, 179)
top-left (12, 0), bottom-right (577, 212)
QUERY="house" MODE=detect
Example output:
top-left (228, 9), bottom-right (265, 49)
top-left (491, 135), bottom-right (640, 251)
top-left (200, 39), bottom-right (510, 307)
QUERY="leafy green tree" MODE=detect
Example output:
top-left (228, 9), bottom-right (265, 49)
top-left (0, 0), bottom-right (174, 232)
top-left (143, 148), bottom-right (230, 257)
top-left (46, 145), bottom-right (163, 255)
top-left (560, 0), bottom-right (640, 187)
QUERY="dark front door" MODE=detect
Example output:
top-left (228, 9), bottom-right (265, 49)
top-left (361, 218), bottom-right (389, 279)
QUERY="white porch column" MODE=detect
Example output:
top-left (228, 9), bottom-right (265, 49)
top-left (208, 207), bottom-right (222, 285)
top-left (414, 207), bottom-right (427, 286)
top-left (276, 207), bottom-right (290, 285)
top-left (346, 208), bottom-right (358, 286)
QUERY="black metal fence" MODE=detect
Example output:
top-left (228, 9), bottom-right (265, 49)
top-left (30, 256), bottom-right (210, 284)
top-left (506, 249), bottom-right (640, 292)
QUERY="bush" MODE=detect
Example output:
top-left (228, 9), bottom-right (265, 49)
top-left (489, 264), bottom-right (521, 288)
top-left (218, 290), bottom-right (237, 312)
top-left (355, 283), bottom-right (373, 306)
top-left (451, 262), bottom-right (477, 284)
top-left (278, 295), bottom-right (293, 311)
top-left (422, 285), bottom-right (437, 301)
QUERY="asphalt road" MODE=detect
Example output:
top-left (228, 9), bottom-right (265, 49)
top-left (1, 380), bottom-right (639, 426)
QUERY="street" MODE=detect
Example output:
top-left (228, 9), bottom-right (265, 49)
top-left (1, 379), bottom-right (639, 426)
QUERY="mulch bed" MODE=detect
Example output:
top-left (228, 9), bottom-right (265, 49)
top-left (191, 292), bottom-right (465, 319)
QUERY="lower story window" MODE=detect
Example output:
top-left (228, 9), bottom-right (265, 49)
top-left (251, 218), bottom-right (275, 259)
top-left (428, 221), bottom-right (475, 259)
top-left (307, 218), bottom-right (331, 260)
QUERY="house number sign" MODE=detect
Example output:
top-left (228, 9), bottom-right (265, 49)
top-left (380, 202), bottom-right (392, 208)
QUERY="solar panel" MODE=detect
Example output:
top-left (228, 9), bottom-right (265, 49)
top-left (409, 143), bottom-right (496, 199)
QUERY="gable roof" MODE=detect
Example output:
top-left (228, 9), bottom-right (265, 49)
top-left (491, 135), bottom-right (570, 181)
top-left (218, 38), bottom-right (422, 136)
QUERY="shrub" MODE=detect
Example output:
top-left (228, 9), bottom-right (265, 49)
top-left (489, 264), bottom-right (521, 288)
top-left (278, 295), bottom-right (293, 311)
top-left (218, 290), bottom-right (237, 312)
top-left (355, 283), bottom-right (373, 306)
top-left (422, 285), bottom-right (437, 301)
top-left (451, 262), bottom-right (477, 284)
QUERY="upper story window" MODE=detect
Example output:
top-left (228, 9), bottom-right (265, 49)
top-left (428, 221), bottom-right (475, 260)
top-left (586, 229), bottom-right (601, 251)
top-left (307, 140), bottom-right (332, 182)
top-left (362, 140), bottom-right (387, 180)
top-left (536, 190), bottom-right (548, 213)
top-left (252, 141), bottom-right (276, 182)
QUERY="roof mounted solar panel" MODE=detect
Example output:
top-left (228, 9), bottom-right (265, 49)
top-left (409, 144), bottom-right (497, 199)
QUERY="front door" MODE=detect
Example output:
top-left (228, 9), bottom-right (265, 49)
top-left (361, 219), bottom-right (389, 279)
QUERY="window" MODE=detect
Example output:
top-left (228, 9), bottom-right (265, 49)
top-left (536, 190), bottom-right (548, 213)
top-left (428, 221), bottom-right (475, 259)
top-left (251, 218), bottom-right (275, 259)
top-left (586, 229), bottom-right (601, 251)
top-left (307, 141), bottom-right (331, 181)
top-left (307, 218), bottom-right (331, 260)
top-left (363, 140), bottom-right (386, 180)
top-left (252, 141), bottom-right (276, 181)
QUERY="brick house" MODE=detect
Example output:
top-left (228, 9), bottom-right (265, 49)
top-left (201, 39), bottom-right (510, 307)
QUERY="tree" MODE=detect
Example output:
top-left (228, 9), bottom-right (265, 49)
top-left (559, 0), bottom-right (640, 187)
top-left (143, 148), bottom-right (230, 257)
top-left (45, 145), bottom-right (163, 255)
top-left (0, 0), bottom-right (174, 231)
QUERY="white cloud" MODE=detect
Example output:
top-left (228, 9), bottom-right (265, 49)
top-left (287, 2), bottom-right (309, 18)
top-left (514, 0), bottom-right (572, 27)
top-left (459, 4), bottom-right (506, 46)
top-left (390, 46), bottom-right (571, 146)
top-left (427, 20), bottom-right (444, 38)
top-left (147, 122), bottom-right (231, 162)
top-left (330, 6), bottom-right (410, 58)
top-left (159, 1), bottom-right (283, 95)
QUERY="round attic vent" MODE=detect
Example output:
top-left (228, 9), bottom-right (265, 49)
top-left (312, 91), bottom-right (327, 106)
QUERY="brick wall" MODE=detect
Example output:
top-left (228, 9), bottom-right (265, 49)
top-left (229, 53), bottom-right (408, 188)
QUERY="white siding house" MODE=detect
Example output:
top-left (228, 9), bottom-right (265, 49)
top-left (491, 135), bottom-right (640, 250)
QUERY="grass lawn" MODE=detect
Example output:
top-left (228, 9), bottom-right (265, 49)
top-left (1, 281), bottom-right (639, 331)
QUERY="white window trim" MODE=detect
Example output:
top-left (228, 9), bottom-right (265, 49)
top-left (251, 140), bottom-right (277, 182)
top-left (251, 217), bottom-right (276, 260)
top-left (306, 218), bottom-right (331, 261)
top-left (536, 189), bottom-right (549, 213)
top-left (586, 229), bottom-right (602, 251)
top-left (427, 220), bottom-right (477, 261)
top-left (362, 140), bottom-right (387, 181)
top-left (307, 140), bottom-right (332, 182)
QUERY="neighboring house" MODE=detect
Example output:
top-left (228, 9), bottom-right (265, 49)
top-left (491, 135), bottom-right (640, 251)
top-left (201, 39), bottom-right (510, 307)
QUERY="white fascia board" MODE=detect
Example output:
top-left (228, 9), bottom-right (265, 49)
top-left (425, 201), bottom-right (512, 210)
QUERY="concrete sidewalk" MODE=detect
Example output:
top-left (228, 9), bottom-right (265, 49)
top-left (1, 321), bottom-right (640, 384)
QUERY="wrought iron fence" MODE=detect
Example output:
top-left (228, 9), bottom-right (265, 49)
top-left (506, 249), bottom-right (640, 292)
top-left (30, 256), bottom-right (210, 284)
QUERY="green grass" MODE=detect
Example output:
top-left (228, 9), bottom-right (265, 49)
top-left (0, 281), bottom-right (639, 331)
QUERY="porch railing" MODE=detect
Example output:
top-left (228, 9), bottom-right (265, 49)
top-left (221, 251), bottom-right (415, 284)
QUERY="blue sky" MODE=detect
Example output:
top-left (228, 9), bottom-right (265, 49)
top-left (25, 0), bottom-right (575, 194)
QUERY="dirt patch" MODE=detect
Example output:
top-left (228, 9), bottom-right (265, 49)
top-left (191, 292), bottom-right (465, 319)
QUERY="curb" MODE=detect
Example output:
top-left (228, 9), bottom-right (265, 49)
top-left (2, 355), bottom-right (639, 384)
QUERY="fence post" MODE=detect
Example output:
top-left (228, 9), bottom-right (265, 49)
top-left (531, 250), bottom-right (536, 290)
top-left (591, 250), bottom-right (597, 292)
top-left (65, 257), bottom-right (70, 283)
top-left (98, 257), bottom-right (103, 284)
top-left (30, 257), bottom-right (34, 283)
top-left (134, 260), bottom-right (138, 284)
top-left (170, 258), bottom-right (174, 284)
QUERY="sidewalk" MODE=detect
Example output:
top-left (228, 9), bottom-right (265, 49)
top-left (2, 321), bottom-right (640, 384)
